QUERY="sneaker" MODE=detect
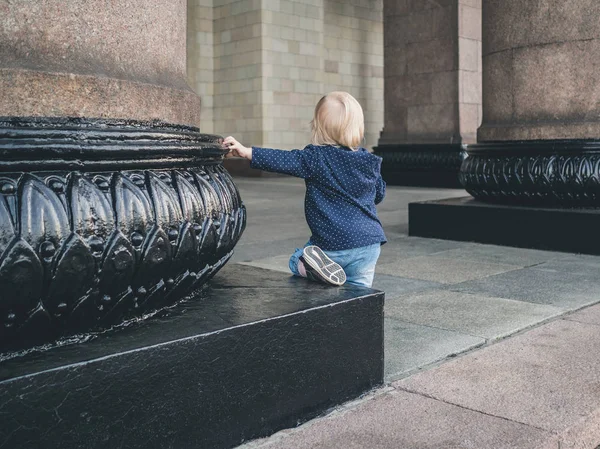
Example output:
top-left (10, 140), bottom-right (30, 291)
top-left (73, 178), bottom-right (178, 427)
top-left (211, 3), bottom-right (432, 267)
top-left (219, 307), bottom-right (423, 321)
top-left (301, 245), bottom-right (346, 286)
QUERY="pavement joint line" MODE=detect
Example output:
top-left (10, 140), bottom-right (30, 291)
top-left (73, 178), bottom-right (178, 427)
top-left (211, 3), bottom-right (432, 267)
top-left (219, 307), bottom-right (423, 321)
top-left (392, 385), bottom-right (551, 433)
top-left (384, 299), bottom-right (600, 382)
top-left (563, 318), bottom-right (600, 327)
top-left (239, 386), bottom-right (397, 448)
top-left (381, 262), bottom-right (526, 284)
top-left (385, 315), bottom-right (487, 342)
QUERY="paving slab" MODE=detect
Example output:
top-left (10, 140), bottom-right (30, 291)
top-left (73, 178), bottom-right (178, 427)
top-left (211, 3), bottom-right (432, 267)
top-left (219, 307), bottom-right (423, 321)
top-left (377, 236), bottom-right (467, 265)
top-left (397, 319), bottom-right (600, 440)
top-left (386, 290), bottom-right (563, 340)
top-left (377, 254), bottom-right (520, 283)
top-left (532, 253), bottom-right (600, 276)
top-left (450, 266), bottom-right (600, 309)
top-left (384, 318), bottom-right (484, 379)
top-left (241, 389), bottom-right (553, 449)
top-left (435, 243), bottom-right (563, 267)
top-left (373, 274), bottom-right (441, 299)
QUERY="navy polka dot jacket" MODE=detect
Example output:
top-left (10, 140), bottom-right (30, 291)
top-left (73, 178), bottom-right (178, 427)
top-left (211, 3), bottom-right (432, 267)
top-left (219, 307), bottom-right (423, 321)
top-left (251, 144), bottom-right (387, 251)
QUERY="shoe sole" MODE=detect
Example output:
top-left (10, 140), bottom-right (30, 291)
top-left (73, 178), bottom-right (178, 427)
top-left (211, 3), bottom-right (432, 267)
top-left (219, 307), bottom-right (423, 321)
top-left (302, 246), bottom-right (346, 286)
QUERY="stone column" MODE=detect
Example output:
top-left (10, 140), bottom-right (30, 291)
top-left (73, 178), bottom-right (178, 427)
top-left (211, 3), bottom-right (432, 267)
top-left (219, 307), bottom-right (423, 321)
top-left (376, 0), bottom-right (482, 187)
top-left (0, 0), bottom-right (200, 126)
top-left (461, 0), bottom-right (600, 205)
top-left (0, 0), bottom-right (245, 351)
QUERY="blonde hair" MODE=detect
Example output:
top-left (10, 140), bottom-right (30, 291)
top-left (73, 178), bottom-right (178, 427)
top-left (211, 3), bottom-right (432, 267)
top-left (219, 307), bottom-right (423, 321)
top-left (310, 91), bottom-right (365, 150)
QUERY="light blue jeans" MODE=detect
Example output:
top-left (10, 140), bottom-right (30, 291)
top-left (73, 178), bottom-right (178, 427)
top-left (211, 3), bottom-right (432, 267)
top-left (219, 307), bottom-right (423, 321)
top-left (289, 242), bottom-right (381, 288)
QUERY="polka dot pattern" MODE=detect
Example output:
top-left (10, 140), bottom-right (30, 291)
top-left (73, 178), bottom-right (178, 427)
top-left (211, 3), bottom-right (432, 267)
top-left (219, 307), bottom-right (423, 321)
top-left (251, 144), bottom-right (387, 251)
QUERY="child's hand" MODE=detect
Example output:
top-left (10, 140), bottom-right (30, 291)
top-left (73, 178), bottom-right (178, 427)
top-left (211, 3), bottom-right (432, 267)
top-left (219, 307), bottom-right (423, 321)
top-left (223, 136), bottom-right (252, 160)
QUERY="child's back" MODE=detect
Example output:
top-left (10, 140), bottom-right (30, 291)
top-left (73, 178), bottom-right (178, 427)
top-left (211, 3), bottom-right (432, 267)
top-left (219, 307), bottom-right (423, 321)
top-left (252, 143), bottom-right (386, 251)
top-left (224, 91), bottom-right (385, 287)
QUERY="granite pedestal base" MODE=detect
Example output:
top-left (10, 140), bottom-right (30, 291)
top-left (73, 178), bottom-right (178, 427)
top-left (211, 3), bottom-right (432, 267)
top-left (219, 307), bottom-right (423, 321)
top-left (409, 197), bottom-right (600, 255)
top-left (0, 264), bottom-right (384, 449)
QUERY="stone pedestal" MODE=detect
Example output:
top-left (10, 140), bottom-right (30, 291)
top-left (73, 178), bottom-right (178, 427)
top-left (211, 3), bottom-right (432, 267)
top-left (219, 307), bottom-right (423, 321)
top-left (460, 0), bottom-right (600, 204)
top-left (376, 0), bottom-right (481, 187)
top-left (410, 0), bottom-right (600, 251)
top-left (0, 1), bottom-right (245, 350)
top-left (0, 265), bottom-right (384, 449)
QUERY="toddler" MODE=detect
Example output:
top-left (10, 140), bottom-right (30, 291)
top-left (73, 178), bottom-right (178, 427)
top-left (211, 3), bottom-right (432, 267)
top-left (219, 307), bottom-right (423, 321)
top-left (224, 91), bottom-right (386, 288)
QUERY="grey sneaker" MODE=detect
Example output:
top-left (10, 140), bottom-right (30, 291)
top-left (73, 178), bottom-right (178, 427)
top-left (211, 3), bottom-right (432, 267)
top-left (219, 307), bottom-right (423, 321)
top-left (301, 245), bottom-right (346, 286)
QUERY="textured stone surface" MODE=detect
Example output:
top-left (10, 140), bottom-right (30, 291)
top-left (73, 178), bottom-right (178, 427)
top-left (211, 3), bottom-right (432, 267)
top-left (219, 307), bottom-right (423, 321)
top-left (0, 68), bottom-right (201, 126)
top-left (374, 274), bottom-right (441, 299)
top-left (397, 319), bottom-right (600, 435)
top-left (436, 243), bottom-right (562, 266)
top-left (380, 0), bottom-right (481, 147)
top-left (240, 389), bottom-right (553, 449)
top-left (565, 303), bottom-right (600, 326)
top-left (479, 0), bottom-right (600, 141)
top-left (532, 254), bottom-right (600, 276)
top-left (0, 0), bottom-right (200, 125)
top-left (384, 318), bottom-right (484, 379)
top-left (0, 264), bottom-right (384, 449)
top-left (377, 236), bottom-right (467, 265)
top-left (386, 289), bottom-right (562, 339)
top-left (376, 254), bottom-right (519, 283)
top-left (451, 266), bottom-right (600, 309)
top-left (0, 0), bottom-right (187, 86)
top-left (482, 0), bottom-right (600, 55)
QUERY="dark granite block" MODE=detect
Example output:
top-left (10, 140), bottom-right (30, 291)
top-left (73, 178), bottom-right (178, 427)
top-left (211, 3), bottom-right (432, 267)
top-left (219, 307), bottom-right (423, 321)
top-left (0, 264), bottom-right (384, 449)
top-left (409, 197), bottom-right (600, 254)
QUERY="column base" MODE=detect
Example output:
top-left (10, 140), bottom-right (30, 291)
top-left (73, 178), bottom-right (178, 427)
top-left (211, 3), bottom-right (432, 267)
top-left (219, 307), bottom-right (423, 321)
top-left (0, 264), bottom-right (384, 449)
top-left (0, 117), bottom-right (245, 351)
top-left (374, 143), bottom-right (466, 188)
top-left (461, 140), bottom-right (600, 206)
top-left (409, 197), bottom-right (600, 254)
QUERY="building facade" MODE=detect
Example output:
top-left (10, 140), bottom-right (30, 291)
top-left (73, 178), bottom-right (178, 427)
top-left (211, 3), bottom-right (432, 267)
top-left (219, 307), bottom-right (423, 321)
top-left (187, 0), bottom-right (385, 150)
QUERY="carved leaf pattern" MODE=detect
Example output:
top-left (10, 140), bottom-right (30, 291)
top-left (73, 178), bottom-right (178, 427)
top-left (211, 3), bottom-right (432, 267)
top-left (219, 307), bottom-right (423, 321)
top-left (460, 154), bottom-right (600, 205)
top-left (0, 167), bottom-right (245, 351)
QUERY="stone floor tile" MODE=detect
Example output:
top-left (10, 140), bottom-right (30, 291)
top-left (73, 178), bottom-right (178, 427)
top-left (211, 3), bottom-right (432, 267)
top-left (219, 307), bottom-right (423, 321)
top-left (384, 318), bottom-right (484, 380)
top-left (386, 289), bottom-right (563, 340)
top-left (373, 274), bottom-right (441, 299)
top-left (436, 243), bottom-right (564, 267)
top-left (450, 267), bottom-right (600, 309)
top-left (377, 236), bottom-right (467, 265)
top-left (377, 254), bottom-right (520, 283)
top-left (532, 253), bottom-right (600, 276)
top-left (396, 319), bottom-right (600, 434)
top-left (241, 389), bottom-right (553, 449)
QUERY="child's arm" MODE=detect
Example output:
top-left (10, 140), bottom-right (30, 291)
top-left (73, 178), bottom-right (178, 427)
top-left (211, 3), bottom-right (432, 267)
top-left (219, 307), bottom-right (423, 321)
top-left (375, 175), bottom-right (386, 205)
top-left (224, 136), bottom-right (313, 179)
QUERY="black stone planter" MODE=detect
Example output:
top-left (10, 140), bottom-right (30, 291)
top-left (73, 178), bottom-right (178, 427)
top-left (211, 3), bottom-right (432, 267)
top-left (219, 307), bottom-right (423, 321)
top-left (374, 143), bottom-right (466, 188)
top-left (0, 117), bottom-right (246, 351)
top-left (460, 140), bottom-right (600, 206)
top-left (409, 140), bottom-right (600, 253)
